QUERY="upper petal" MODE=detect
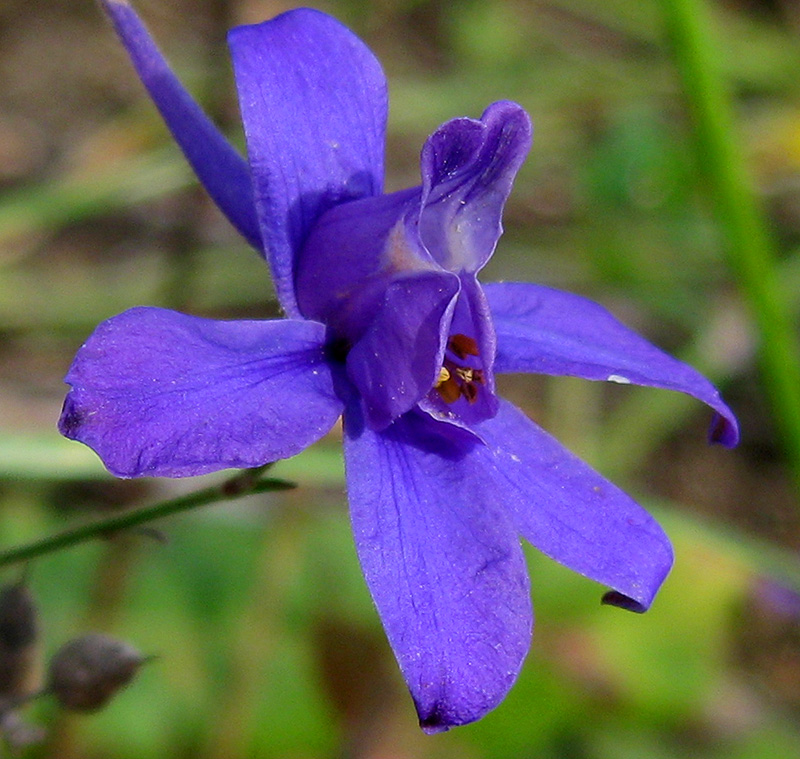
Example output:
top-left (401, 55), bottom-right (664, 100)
top-left (343, 406), bottom-right (531, 732)
top-left (485, 282), bottom-right (739, 446)
top-left (418, 101), bottom-right (532, 273)
top-left (100, 0), bottom-right (261, 249)
top-left (229, 9), bottom-right (388, 317)
top-left (295, 102), bottom-right (532, 325)
top-left (59, 308), bottom-right (343, 477)
top-left (295, 187), bottom-right (435, 329)
top-left (472, 400), bottom-right (673, 612)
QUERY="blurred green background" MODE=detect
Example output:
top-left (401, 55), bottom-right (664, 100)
top-left (2, 0), bottom-right (800, 756)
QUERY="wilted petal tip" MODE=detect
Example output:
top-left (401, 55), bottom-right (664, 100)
top-left (708, 410), bottom-right (740, 448)
top-left (415, 695), bottom-right (492, 734)
top-left (601, 590), bottom-right (649, 613)
top-left (418, 709), bottom-right (453, 735)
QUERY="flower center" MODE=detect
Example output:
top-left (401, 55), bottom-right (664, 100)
top-left (434, 334), bottom-right (485, 404)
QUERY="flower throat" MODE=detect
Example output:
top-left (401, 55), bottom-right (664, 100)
top-left (435, 333), bottom-right (485, 404)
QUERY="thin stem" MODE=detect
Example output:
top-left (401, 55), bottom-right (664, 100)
top-left (662, 0), bottom-right (800, 492)
top-left (0, 687), bottom-right (50, 715)
top-left (0, 467), bottom-right (294, 569)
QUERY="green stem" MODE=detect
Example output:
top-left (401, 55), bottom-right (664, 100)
top-left (662, 0), bottom-right (800, 491)
top-left (0, 687), bottom-right (50, 714)
top-left (0, 467), bottom-right (294, 569)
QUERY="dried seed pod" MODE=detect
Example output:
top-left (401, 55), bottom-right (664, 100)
top-left (48, 633), bottom-right (145, 712)
top-left (0, 709), bottom-right (46, 751)
top-left (0, 578), bottom-right (39, 700)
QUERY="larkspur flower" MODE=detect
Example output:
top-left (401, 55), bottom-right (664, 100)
top-left (59, 1), bottom-right (739, 732)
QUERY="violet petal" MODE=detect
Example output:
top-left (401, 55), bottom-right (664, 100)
top-left (229, 9), bottom-right (388, 317)
top-left (346, 271), bottom-right (460, 429)
top-left (295, 187), bottom-right (434, 330)
top-left (100, 0), bottom-right (261, 249)
top-left (59, 308), bottom-right (343, 477)
top-left (485, 282), bottom-right (739, 446)
top-left (418, 101), bottom-right (532, 273)
top-left (343, 406), bottom-right (532, 733)
top-left (472, 400), bottom-right (674, 611)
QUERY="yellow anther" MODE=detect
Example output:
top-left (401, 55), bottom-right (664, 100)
top-left (435, 366), bottom-right (451, 387)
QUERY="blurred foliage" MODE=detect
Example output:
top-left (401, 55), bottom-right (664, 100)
top-left (1, 0), bottom-right (800, 757)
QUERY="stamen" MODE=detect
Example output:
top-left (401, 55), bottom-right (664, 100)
top-left (455, 367), bottom-right (474, 384)
top-left (448, 334), bottom-right (479, 360)
top-left (434, 333), bottom-right (486, 405)
top-left (437, 374), bottom-right (461, 404)
top-left (462, 382), bottom-right (478, 404)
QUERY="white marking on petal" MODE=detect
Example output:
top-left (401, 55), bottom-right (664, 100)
top-left (607, 374), bottom-right (631, 384)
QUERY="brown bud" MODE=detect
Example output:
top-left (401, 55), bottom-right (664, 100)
top-left (0, 579), bottom-right (39, 700)
top-left (48, 633), bottom-right (145, 712)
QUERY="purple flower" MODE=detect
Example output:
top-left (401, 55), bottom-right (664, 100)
top-left (60, 1), bottom-right (739, 732)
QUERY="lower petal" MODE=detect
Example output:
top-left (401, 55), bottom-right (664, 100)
top-left (346, 271), bottom-right (459, 429)
top-left (343, 407), bottom-right (532, 732)
top-left (60, 308), bottom-right (343, 477)
top-left (485, 282), bottom-right (739, 446)
top-left (473, 400), bottom-right (673, 612)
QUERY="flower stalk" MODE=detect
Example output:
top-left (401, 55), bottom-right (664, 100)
top-left (662, 0), bottom-right (800, 492)
top-left (0, 467), bottom-right (294, 569)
